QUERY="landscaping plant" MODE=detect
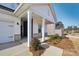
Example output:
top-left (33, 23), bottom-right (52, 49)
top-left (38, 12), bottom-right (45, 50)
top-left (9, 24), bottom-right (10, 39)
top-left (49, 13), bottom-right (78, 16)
top-left (30, 37), bottom-right (42, 51)
top-left (29, 37), bottom-right (44, 56)
top-left (48, 34), bottom-right (63, 44)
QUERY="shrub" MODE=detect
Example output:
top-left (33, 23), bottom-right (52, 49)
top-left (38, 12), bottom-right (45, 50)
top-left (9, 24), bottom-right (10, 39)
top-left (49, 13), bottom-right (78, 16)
top-left (49, 34), bottom-right (62, 40)
top-left (30, 37), bottom-right (42, 51)
top-left (48, 34), bottom-right (62, 44)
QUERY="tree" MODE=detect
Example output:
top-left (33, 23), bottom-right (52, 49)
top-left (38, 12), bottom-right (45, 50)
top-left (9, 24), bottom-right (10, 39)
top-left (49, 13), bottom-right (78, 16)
top-left (55, 21), bottom-right (64, 29)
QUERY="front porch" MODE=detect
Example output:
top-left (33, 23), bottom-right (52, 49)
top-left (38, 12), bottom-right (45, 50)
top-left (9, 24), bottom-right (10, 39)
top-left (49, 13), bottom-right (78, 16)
top-left (13, 4), bottom-right (55, 47)
top-left (20, 9), bottom-right (53, 47)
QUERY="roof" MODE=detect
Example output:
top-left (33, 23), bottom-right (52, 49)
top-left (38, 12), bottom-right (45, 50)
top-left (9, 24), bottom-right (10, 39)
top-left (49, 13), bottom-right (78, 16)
top-left (0, 5), bottom-right (14, 12)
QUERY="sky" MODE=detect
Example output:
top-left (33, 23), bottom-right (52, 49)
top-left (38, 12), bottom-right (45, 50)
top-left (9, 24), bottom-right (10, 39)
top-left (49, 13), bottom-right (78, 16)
top-left (53, 3), bottom-right (79, 28)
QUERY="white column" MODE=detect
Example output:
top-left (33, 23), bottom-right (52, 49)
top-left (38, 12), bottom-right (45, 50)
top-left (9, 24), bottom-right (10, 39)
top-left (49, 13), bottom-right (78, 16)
top-left (42, 18), bottom-right (45, 42)
top-left (27, 10), bottom-right (32, 47)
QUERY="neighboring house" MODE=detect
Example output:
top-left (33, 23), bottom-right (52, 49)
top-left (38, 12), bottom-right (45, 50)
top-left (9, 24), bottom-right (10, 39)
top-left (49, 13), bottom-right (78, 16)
top-left (47, 22), bottom-right (64, 36)
top-left (0, 3), bottom-right (63, 47)
top-left (55, 21), bottom-right (64, 36)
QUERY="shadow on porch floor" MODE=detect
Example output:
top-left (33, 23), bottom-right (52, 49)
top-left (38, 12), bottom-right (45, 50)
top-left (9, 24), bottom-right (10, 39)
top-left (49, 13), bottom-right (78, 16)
top-left (0, 38), bottom-right (27, 50)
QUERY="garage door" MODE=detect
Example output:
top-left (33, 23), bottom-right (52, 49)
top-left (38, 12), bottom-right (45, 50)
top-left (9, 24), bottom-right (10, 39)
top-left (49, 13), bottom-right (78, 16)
top-left (0, 21), bottom-right (14, 43)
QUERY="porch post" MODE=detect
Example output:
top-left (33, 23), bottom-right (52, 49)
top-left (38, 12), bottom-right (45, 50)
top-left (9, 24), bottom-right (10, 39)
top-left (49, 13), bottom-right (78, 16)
top-left (42, 18), bottom-right (45, 42)
top-left (27, 10), bottom-right (32, 47)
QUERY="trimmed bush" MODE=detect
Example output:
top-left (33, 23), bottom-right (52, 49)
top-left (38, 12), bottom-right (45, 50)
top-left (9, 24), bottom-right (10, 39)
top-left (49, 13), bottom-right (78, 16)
top-left (30, 37), bottom-right (42, 51)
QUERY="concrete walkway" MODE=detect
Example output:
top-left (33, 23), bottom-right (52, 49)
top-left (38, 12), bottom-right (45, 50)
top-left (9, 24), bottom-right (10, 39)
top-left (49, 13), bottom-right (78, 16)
top-left (42, 45), bottom-right (63, 56)
top-left (0, 42), bottom-right (32, 56)
top-left (66, 35), bottom-right (79, 39)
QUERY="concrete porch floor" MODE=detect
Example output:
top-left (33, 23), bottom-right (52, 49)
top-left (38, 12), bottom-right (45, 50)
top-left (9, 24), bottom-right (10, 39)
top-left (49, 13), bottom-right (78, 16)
top-left (0, 42), bottom-right (32, 56)
top-left (0, 37), bottom-right (33, 56)
top-left (0, 38), bottom-right (27, 50)
top-left (0, 38), bottom-right (33, 56)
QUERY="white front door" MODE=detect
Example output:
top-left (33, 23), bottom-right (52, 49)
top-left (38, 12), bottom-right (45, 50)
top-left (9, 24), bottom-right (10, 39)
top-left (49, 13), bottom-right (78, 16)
top-left (0, 21), bottom-right (14, 43)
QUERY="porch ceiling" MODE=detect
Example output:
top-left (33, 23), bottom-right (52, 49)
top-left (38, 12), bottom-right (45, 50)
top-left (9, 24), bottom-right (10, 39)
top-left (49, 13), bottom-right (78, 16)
top-left (33, 13), bottom-right (53, 25)
top-left (13, 3), bottom-right (32, 17)
top-left (21, 12), bottom-right (53, 25)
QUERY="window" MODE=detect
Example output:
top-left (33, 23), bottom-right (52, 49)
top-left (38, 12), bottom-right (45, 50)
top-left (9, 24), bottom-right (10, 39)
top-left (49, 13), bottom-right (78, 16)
top-left (38, 25), bottom-right (41, 33)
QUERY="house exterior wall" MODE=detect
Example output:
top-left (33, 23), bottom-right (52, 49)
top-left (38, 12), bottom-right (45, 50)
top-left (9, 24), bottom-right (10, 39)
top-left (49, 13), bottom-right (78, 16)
top-left (33, 24), bottom-right (38, 34)
top-left (33, 24), bottom-right (42, 37)
top-left (14, 17), bottom-right (21, 41)
top-left (47, 24), bottom-right (63, 36)
top-left (33, 24), bottom-right (48, 37)
top-left (55, 29), bottom-right (63, 36)
top-left (0, 13), bottom-right (20, 43)
top-left (47, 24), bottom-right (55, 35)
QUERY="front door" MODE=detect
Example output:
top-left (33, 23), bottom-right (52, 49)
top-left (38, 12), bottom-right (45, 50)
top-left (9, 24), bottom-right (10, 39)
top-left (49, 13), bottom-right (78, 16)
top-left (23, 21), bottom-right (27, 37)
top-left (21, 20), bottom-right (27, 38)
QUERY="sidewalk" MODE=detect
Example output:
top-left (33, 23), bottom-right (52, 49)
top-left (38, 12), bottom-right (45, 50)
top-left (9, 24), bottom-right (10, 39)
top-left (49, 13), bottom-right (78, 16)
top-left (42, 45), bottom-right (63, 56)
top-left (66, 35), bottom-right (79, 38)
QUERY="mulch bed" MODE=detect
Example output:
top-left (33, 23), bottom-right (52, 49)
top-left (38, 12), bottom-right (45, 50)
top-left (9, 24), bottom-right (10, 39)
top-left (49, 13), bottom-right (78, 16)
top-left (30, 48), bottom-right (45, 56)
top-left (46, 38), bottom-right (78, 56)
top-left (46, 39), bottom-right (74, 50)
top-left (30, 37), bottom-right (77, 56)
top-left (47, 38), bottom-right (74, 49)
top-left (56, 39), bottom-right (74, 49)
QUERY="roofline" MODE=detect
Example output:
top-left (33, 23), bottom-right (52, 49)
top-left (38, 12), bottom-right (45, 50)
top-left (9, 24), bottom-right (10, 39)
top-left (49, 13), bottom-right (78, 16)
top-left (13, 3), bottom-right (32, 17)
top-left (48, 4), bottom-right (57, 23)
top-left (0, 5), bottom-right (14, 12)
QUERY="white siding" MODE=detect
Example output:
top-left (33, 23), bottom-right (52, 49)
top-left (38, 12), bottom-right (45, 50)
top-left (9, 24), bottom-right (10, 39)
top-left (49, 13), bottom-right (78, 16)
top-left (47, 24), bottom-right (63, 36)
top-left (47, 24), bottom-right (55, 35)
top-left (0, 13), bottom-right (20, 43)
top-left (33, 24), bottom-right (38, 34)
top-left (14, 18), bottom-right (20, 34)
top-left (55, 29), bottom-right (63, 36)
top-left (0, 21), bottom-right (14, 43)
